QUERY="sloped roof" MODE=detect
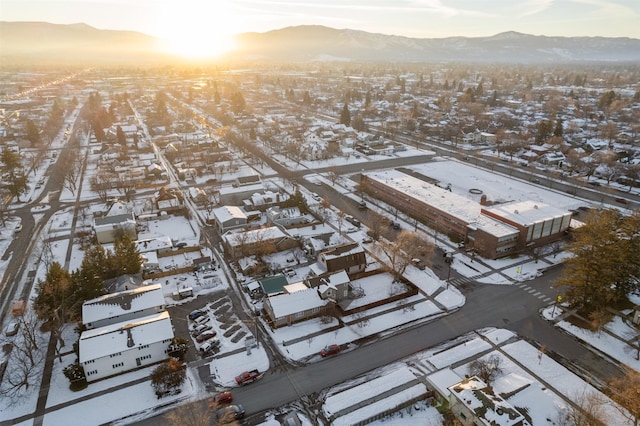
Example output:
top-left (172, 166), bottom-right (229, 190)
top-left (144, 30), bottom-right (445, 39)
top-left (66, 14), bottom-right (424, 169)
top-left (213, 205), bottom-right (247, 223)
top-left (79, 311), bottom-right (173, 363)
top-left (267, 288), bottom-right (325, 318)
top-left (82, 283), bottom-right (164, 326)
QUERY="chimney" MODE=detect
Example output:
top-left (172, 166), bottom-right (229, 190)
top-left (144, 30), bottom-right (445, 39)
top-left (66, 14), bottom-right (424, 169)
top-left (480, 195), bottom-right (487, 206)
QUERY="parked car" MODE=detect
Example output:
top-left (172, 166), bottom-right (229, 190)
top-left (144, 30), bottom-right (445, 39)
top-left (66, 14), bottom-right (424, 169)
top-left (345, 215), bottom-right (361, 228)
top-left (282, 268), bottom-right (296, 277)
top-left (192, 315), bottom-right (210, 326)
top-left (5, 320), bottom-right (19, 337)
top-left (191, 324), bottom-right (212, 336)
top-left (216, 404), bottom-right (245, 423)
top-left (195, 330), bottom-right (217, 343)
top-left (392, 222), bottom-right (401, 230)
top-left (320, 344), bottom-right (341, 357)
top-left (188, 310), bottom-right (205, 321)
top-left (209, 391), bottom-right (233, 406)
top-left (200, 337), bottom-right (220, 354)
top-left (311, 192), bottom-right (321, 201)
top-left (14, 223), bottom-right (22, 233)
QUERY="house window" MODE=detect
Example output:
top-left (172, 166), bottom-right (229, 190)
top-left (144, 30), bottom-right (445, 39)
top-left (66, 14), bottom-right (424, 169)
top-left (112, 362), bottom-right (124, 369)
top-left (294, 311), bottom-right (305, 319)
top-left (138, 345), bottom-right (149, 350)
top-left (109, 352), bottom-right (122, 358)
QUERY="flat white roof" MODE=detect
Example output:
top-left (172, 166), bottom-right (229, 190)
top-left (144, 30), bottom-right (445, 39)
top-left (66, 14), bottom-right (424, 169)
top-left (483, 200), bottom-right (571, 227)
top-left (82, 284), bottom-right (164, 326)
top-left (365, 170), bottom-right (518, 238)
top-left (79, 311), bottom-right (173, 363)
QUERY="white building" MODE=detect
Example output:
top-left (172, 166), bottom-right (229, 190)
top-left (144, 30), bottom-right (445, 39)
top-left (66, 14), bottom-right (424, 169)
top-left (82, 283), bottom-right (166, 330)
top-left (79, 311), bottom-right (174, 382)
top-left (211, 205), bottom-right (248, 233)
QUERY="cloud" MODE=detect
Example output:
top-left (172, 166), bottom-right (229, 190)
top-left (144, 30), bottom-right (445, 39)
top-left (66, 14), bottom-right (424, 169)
top-left (517, 0), bottom-right (555, 17)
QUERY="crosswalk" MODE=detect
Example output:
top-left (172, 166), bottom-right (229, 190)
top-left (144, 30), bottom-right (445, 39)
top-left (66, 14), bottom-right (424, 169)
top-left (513, 281), bottom-right (554, 303)
top-left (447, 275), bottom-right (554, 304)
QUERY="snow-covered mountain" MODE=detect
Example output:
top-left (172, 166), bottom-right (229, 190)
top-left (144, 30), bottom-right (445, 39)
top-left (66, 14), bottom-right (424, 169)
top-left (2, 22), bottom-right (639, 65)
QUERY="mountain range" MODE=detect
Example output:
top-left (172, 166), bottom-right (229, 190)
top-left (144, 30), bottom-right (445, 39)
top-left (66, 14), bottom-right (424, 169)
top-left (2, 21), bottom-right (640, 65)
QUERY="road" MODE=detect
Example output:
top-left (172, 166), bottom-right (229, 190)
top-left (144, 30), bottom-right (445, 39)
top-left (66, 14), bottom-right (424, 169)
top-left (135, 260), bottom-right (623, 425)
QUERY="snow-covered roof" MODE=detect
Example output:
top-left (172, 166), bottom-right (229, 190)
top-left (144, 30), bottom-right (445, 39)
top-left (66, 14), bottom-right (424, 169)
top-left (425, 368), bottom-right (463, 397)
top-left (82, 284), bottom-right (164, 326)
top-left (79, 311), bottom-right (173, 363)
top-left (268, 288), bottom-right (325, 318)
top-left (223, 226), bottom-right (288, 247)
top-left (364, 170), bottom-right (518, 238)
top-left (135, 236), bottom-right (173, 253)
top-left (448, 376), bottom-right (527, 426)
top-left (483, 201), bottom-right (571, 228)
top-left (284, 282), bottom-right (308, 294)
top-left (212, 205), bottom-right (247, 223)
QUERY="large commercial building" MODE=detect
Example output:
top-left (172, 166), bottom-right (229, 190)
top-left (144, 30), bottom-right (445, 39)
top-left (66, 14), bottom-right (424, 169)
top-left (361, 170), bottom-right (571, 259)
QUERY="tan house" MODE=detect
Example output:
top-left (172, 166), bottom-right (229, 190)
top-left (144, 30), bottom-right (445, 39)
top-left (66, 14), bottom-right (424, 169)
top-left (312, 242), bottom-right (367, 276)
top-left (263, 286), bottom-right (327, 328)
top-left (222, 226), bottom-right (299, 259)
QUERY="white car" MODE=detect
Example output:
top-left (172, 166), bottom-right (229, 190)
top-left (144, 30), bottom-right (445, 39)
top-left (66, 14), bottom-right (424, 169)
top-left (311, 193), bottom-right (321, 201)
top-left (14, 223), bottom-right (22, 233)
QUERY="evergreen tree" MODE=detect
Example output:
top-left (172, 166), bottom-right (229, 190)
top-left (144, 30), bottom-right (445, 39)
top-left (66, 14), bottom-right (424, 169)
top-left (113, 235), bottom-right (142, 275)
top-left (555, 209), bottom-right (640, 314)
top-left (339, 103), bottom-right (351, 126)
top-left (0, 148), bottom-right (28, 202)
top-left (26, 119), bottom-right (41, 146)
top-left (553, 118), bottom-right (564, 137)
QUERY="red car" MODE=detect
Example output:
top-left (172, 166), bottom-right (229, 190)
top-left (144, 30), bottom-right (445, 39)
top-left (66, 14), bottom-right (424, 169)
top-left (320, 344), bottom-right (341, 357)
top-left (196, 330), bottom-right (217, 343)
top-left (210, 391), bottom-right (233, 405)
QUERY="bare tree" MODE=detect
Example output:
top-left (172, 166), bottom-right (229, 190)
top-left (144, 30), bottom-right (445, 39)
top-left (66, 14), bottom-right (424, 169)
top-left (90, 172), bottom-right (112, 203)
top-left (60, 148), bottom-right (85, 196)
top-left (556, 389), bottom-right (607, 426)
top-left (607, 367), bottom-right (640, 426)
top-left (378, 230), bottom-right (434, 281)
top-left (164, 400), bottom-right (215, 426)
top-left (467, 354), bottom-right (503, 385)
top-left (0, 312), bottom-right (47, 402)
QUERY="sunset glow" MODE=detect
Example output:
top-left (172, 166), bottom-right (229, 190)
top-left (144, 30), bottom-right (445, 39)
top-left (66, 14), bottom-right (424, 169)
top-left (154, 1), bottom-right (237, 59)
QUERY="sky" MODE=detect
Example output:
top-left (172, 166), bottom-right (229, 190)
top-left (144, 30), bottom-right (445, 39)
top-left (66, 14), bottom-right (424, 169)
top-left (3, 0), bottom-right (640, 42)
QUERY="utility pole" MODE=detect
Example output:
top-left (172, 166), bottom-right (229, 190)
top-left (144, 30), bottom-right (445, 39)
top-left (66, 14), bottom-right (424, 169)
top-left (444, 252), bottom-right (453, 289)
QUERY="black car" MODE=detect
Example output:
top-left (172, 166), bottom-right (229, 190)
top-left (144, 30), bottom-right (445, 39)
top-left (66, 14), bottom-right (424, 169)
top-left (188, 310), bottom-right (205, 321)
top-left (216, 404), bottom-right (245, 423)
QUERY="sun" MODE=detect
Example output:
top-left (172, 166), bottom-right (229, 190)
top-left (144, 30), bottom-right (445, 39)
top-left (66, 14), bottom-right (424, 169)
top-left (161, 32), bottom-right (235, 60)
top-left (153, 1), bottom-right (237, 60)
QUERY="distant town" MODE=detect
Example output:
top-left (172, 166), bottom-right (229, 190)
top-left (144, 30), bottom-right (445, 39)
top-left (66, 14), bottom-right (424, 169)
top-left (1, 61), bottom-right (639, 425)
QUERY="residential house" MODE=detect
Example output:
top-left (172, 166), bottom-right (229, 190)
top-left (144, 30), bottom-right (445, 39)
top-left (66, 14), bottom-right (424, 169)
top-left (94, 203), bottom-right (137, 244)
top-left (79, 311), bottom-right (174, 383)
top-left (211, 205), bottom-right (248, 234)
top-left (307, 270), bottom-right (351, 302)
top-left (82, 283), bottom-right (165, 330)
top-left (447, 376), bottom-right (529, 426)
top-left (222, 226), bottom-right (299, 259)
top-left (265, 206), bottom-right (310, 228)
top-left (311, 242), bottom-right (367, 276)
top-left (263, 287), bottom-right (327, 328)
top-left (155, 187), bottom-right (184, 212)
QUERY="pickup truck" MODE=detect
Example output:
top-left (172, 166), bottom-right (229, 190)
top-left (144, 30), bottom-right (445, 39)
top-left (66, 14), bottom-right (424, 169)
top-left (235, 370), bottom-right (261, 385)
